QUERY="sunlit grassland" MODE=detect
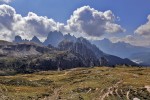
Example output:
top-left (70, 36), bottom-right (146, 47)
top-left (0, 66), bottom-right (150, 100)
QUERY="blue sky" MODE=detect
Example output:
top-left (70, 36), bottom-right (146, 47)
top-left (8, 0), bottom-right (150, 33)
top-left (0, 0), bottom-right (150, 46)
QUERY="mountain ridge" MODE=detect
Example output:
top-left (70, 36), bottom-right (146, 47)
top-left (13, 31), bottom-right (150, 66)
top-left (91, 38), bottom-right (150, 58)
top-left (0, 37), bottom-right (137, 75)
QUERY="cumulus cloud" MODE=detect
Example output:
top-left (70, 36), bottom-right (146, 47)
top-left (110, 35), bottom-right (135, 43)
top-left (135, 15), bottom-right (150, 37)
top-left (133, 14), bottom-right (150, 47)
top-left (0, 5), bottom-right (124, 41)
top-left (0, 4), bottom-right (60, 41)
top-left (0, 4), bottom-right (15, 30)
top-left (110, 35), bottom-right (150, 47)
top-left (64, 6), bottom-right (125, 38)
top-left (13, 12), bottom-right (59, 40)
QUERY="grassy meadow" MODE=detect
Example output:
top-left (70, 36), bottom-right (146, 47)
top-left (0, 66), bottom-right (150, 100)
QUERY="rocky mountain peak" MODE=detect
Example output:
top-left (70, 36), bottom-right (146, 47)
top-left (14, 35), bottom-right (22, 43)
top-left (44, 31), bottom-right (64, 46)
top-left (31, 36), bottom-right (42, 45)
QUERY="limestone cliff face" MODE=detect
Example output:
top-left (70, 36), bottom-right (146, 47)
top-left (58, 38), bottom-right (137, 67)
top-left (0, 39), bottom-right (137, 74)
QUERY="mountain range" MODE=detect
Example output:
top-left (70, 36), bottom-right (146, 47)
top-left (0, 32), bottom-right (138, 75)
top-left (91, 39), bottom-right (150, 66)
top-left (91, 39), bottom-right (150, 58)
top-left (13, 31), bottom-right (150, 66)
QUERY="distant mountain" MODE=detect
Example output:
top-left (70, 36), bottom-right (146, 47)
top-left (43, 31), bottom-right (64, 47)
top-left (14, 34), bottom-right (150, 60)
top-left (14, 35), bottom-right (23, 43)
top-left (58, 38), bottom-right (137, 66)
top-left (64, 33), bottom-right (76, 42)
top-left (0, 39), bottom-right (137, 74)
top-left (13, 32), bottom-right (77, 47)
top-left (129, 52), bottom-right (150, 66)
top-left (30, 36), bottom-right (43, 45)
top-left (92, 38), bottom-right (150, 58)
top-left (13, 32), bottom-right (148, 66)
top-left (43, 31), bottom-right (76, 47)
top-left (14, 35), bottom-right (42, 45)
top-left (14, 35), bottom-right (29, 43)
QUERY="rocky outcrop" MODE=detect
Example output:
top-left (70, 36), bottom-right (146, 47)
top-left (13, 35), bottom-right (29, 43)
top-left (0, 42), bottom-right (52, 57)
top-left (0, 38), bottom-right (137, 74)
top-left (58, 38), bottom-right (137, 67)
top-left (58, 40), bottom-right (100, 67)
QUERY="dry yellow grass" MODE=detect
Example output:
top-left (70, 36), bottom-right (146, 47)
top-left (0, 66), bottom-right (150, 100)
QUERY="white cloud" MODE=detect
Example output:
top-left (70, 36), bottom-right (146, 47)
top-left (13, 12), bottom-right (59, 40)
top-left (110, 35), bottom-right (150, 47)
top-left (135, 15), bottom-right (150, 37)
top-left (132, 14), bottom-right (150, 47)
top-left (0, 5), bottom-right (124, 42)
top-left (0, 0), bottom-right (13, 3)
top-left (64, 6), bottom-right (125, 38)
top-left (0, 4), bottom-right (15, 30)
top-left (110, 35), bottom-right (135, 43)
top-left (0, 4), bottom-right (61, 41)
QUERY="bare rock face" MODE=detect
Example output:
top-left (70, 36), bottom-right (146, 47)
top-left (0, 42), bottom-right (51, 57)
top-left (58, 38), bottom-right (137, 67)
top-left (58, 39), bottom-right (100, 67)
top-left (99, 57), bottom-right (108, 66)
top-left (0, 41), bottom-right (89, 74)
top-left (0, 38), bottom-right (137, 74)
